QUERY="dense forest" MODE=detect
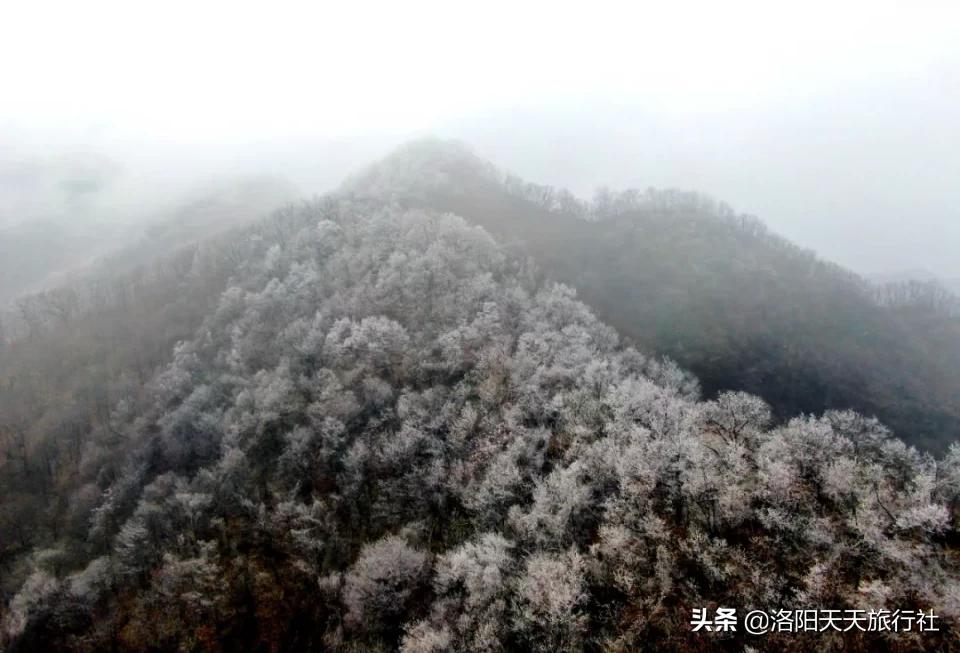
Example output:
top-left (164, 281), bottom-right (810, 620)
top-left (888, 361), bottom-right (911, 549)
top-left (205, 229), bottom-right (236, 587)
top-left (348, 139), bottom-right (960, 454)
top-left (0, 141), bottom-right (957, 651)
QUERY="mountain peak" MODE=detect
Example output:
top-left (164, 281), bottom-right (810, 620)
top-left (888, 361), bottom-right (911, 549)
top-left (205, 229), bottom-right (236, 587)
top-left (343, 136), bottom-right (499, 200)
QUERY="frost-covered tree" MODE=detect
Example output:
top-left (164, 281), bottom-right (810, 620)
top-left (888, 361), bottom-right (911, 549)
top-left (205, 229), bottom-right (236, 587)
top-left (342, 535), bottom-right (430, 634)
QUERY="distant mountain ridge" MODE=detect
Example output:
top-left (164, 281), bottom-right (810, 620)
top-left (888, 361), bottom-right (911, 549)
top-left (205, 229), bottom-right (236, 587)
top-left (0, 176), bottom-right (297, 307)
top-left (346, 138), bottom-right (960, 452)
top-left (871, 270), bottom-right (960, 308)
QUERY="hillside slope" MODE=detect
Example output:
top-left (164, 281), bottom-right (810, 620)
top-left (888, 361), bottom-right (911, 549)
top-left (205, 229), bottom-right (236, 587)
top-left (0, 179), bottom-right (957, 651)
top-left (346, 139), bottom-right (960, 453)
top-left (0, 176), bottom-right (296, 309)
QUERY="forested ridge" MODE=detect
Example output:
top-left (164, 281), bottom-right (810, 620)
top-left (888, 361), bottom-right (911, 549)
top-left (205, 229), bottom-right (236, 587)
top-left (0, 142), bottom-right (958, 651)
top-left (348, 139), bottom-right (960, 453)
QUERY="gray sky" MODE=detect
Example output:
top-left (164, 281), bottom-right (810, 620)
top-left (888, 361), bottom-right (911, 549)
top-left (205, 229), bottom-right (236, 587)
top-left (2, 0), bottom-right (959, 278)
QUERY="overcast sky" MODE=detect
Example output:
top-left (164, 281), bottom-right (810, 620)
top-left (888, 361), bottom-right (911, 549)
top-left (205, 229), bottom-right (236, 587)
top-left (2, 0), bottom-right (958, 278)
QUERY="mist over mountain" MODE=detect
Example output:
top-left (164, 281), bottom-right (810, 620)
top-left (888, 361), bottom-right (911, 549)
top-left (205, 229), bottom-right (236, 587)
top-left (873, 270), bottom-right (960, 300)
top-left (0, 141), bottom-right (957, 652)
top-left (0, 150), bottom-right (121, 230)
top-left (0, 175), bottom-right (297, 306)
top-left (0, 218), bottom-right (133, 305)
top-left (347, 139), bottom-right (960, 453)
